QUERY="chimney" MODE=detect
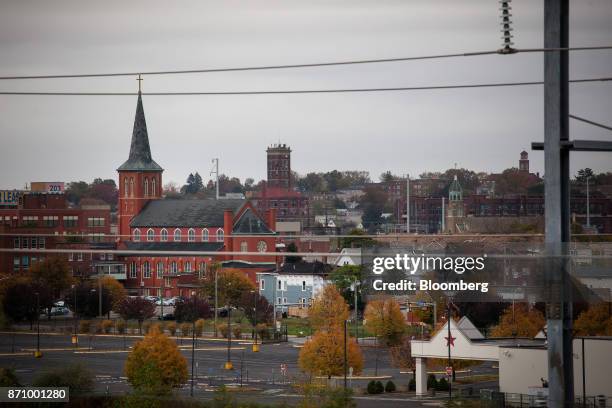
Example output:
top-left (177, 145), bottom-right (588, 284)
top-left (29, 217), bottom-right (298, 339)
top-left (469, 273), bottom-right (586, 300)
top-left (267, 208), bottom-right (277, 231)
top-left (223, 209), bottom-right (233, 259)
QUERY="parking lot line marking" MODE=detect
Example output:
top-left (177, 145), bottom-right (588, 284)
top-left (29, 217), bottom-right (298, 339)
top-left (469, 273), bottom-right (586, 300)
top-left (0, 352), bottom-right (32, 356)
top-left (74, 350), bottom-right (131, 354)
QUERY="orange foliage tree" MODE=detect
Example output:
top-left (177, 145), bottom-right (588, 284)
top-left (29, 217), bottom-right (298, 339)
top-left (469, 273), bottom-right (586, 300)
top-left (125, 326), bottom-right (188, 394)
top-left (298, 328), bottom-right (363, 379)
top-left (309, 284), bottom-right (350, 331)
top-left (574, 303), bottom-right (612, 336)
top-left (364, 298), bottom-right (406, 346)
top-left (490, 303), bottom-right (545, 338)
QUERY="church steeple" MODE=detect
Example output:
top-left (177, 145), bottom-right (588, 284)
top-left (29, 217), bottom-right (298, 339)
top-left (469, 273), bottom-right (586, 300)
top-left (117, 88), bottom-right (163, 172)
top-left (117, 82), bottom-right (163, 241)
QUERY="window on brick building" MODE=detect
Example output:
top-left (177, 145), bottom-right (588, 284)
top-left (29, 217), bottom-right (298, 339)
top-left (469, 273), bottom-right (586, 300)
top-left (202, 228), bottom-right (209, 242)
top-left (133, 229), bottom-right (141, 242)
top-left (174, 229), bottom-right (181, 242)
top-left (38, 238), bottom-right (45, 248)
top-left (143, 261), bottom-right (151, 278)
top-left (129, 262), bottom-right (137, 279)
top-left (240, 241), bottom-right (248, 252)
top-left (152, 178), bottom-right (157, 196)
top-left (188, 228), bottom-right (195, 242)
top-left (63, 216), bottom-right (78, 228)
top-left (157, 262), bottom-right (164, 278)
top-left (160, 229), bottom-right (168, 242)
top-left (198, 262), bottom-right (206, 279)
top-left (144, 178), bottom-right (149, 196)
top-left (216, 229), bottom-right (224, 242)
top-left (184, 262), bottom-right (192, 273)
top-left (124, 177), bottom-right (129, 196)
top-left (170, 261), bottom-right (178, 275)
top-left (147, 229), bottom-right (154, 242)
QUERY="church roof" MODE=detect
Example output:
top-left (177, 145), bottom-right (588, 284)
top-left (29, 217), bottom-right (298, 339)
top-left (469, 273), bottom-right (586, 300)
top-left (232, 208), bottom-right (275, 235)
top-left (449, 175), bottom-right (462, 193)
top-left (117, 92), bottom-right (163, 172)
top-left (130, 198), bottom-right (245, 228)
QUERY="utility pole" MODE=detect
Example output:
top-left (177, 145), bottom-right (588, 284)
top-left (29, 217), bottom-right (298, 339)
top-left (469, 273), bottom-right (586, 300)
top-left (211, 158), bottom-right (220, 200)
top-left (586, 176), bottom-right (590, 227)
top-left (214, 267), bottom-right (218, 337)
top-left (406, 175), bottom-right (410, 234)
top-left (543, 1), bottom-right (573, 406)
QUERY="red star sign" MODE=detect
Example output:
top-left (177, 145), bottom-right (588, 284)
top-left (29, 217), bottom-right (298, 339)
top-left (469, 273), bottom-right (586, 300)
top-left (445, 335), bottom-right (456, 347)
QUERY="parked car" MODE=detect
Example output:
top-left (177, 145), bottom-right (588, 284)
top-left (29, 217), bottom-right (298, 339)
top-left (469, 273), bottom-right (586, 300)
top-left (144, 296), bottom-right (157, 303)
top-left (158, 313), bottom-right (175, 321)
top-left (45, 306), bottom-right (69, 316)
top-left (53, 300), bottom-right (65, 307)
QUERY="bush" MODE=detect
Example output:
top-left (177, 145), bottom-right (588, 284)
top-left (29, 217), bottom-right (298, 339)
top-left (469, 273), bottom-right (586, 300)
top-left (194, 319), bottom-right (205, 337)
top-left (217, 324), bottom-right (229, 338)
top-left (367, 380), bottom-right (384, 394)
top-left (408, 378), bottom-right (416, 391)
top-left (255, 323), bottom-right (270, 340)
top-left (116, 320), bottom-right (126, 334)
top-left (125, 327), bottom-right (188, 395)
top-left (0, 368), bottom-right (21, 386)
top-left (385, 380), bottom-right (396, 393)
top-left (166, 321), bottom-right (177, 336)
top-left (427, 374), bottom-right (437, 390)
top-left (437, 377), bottom-right (449, 391)
top-left (101, 320), bottom-right (114, 334)
top-left (179, 323), bottom-right (191, 337)
top-left (232, 325), bottom-right (242, 339)
top-left (33, 364), bottom-right (94, 395)
top-left (79, 320), bottom-right (91, 334)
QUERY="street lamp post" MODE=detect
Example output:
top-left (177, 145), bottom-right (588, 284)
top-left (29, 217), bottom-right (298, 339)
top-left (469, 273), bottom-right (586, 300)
top-left (190, 293), bottom-right (196, 397)
top-left (225, 305), bottom-right (233, 369)
top-left (71, 284), bottom-right (78, 348)
top-left (35, 292), bottom-right (42, 358)
top-left (251, 290), bottom-right (259, 352)
top-left (344, 319), bottom-right (348, 390)
top-left (214, 267), bottom-right (218, 337)
top-left (447, 300), bottom-right (452, 401)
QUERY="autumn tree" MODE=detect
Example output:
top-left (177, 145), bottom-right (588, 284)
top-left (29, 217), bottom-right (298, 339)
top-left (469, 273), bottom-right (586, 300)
top-left (238, 291), bottom-right (273, 325)
top-left (309, 285), bottom-right (350, 332)
top-left (115, 297), bottom-right (156, 333)
top-left (490, 303), bottom-right (545, 338)
top-left (389, 336), bottom-right (415, 370)
top-left (174, 297), bottom-right (212, 323)
top-left (125, 326), bottom-right (188, 395)
top-left (29, 256), bottom-right (73, 314)
top-left (1, 277), bottom-right (52, 326)
top-left (99, 275), bottom-right (127, 310)
top-left (574, 303), bottom-right (612, 336)
top-left (364, 298), bottom-right (406, 346)
top-left (198, 268), bottom-right (256, 306)
top-left (298, 328), bottom-right (363, 379)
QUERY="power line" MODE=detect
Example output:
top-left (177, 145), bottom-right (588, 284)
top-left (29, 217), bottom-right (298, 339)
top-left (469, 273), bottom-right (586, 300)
top-left (0, 46), bottom-right (610, 81)
top-left (0, 76), bottom-right (610, 96)
top-left (570, 114), bottom-right (612, 132)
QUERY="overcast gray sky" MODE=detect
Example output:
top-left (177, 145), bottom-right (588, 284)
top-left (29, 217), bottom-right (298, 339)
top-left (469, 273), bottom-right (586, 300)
top-left (0, 0), bottom-right (611, 190)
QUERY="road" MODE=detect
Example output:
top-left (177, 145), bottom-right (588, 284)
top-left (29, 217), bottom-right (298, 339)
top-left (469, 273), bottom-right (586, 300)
top-left (0, 331), bottom-right (493, 407)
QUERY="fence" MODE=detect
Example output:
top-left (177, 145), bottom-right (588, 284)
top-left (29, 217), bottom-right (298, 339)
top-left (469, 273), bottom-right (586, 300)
top-left (481, 389), bottom-right (612, 407)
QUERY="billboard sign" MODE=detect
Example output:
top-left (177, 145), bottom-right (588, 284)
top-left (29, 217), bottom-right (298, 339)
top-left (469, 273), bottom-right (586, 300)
top-left (30, 182), bottom-right (65, 193)
top-left (0, 190), bottom-right (21, 206)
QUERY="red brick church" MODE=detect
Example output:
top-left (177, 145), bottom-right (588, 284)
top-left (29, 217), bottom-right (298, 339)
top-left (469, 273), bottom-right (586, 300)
top-left (117, 91), bottom-right (278, 297)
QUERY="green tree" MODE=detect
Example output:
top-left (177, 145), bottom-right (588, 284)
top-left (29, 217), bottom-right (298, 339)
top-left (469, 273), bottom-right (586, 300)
top-left (576, 168), bottom-right (595, 182)
top-left (339, 229), bottom-right (375, 249)
top-left (329, 265), bottom-right (363, 312)
top-left (285, 242), bottom-right (302, 263)
top-left (198, 268), bottom-right (256, 306)
top-left (29, 256), bottom-right (73, 305)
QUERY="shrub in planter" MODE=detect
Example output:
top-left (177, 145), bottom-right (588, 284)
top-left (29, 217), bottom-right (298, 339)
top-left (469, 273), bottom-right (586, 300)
top-left (232, 326), bottom-right (242, 339)
top-left (367, 380), bottom-right (384, 394)
top-left (100, 320), bottom-right (114, 334)
top-left (179, 322), bottom-right (191, 337)
top-left (385, 380), bottom-right (396, 393)
top-left (166, 321), bottom-right (177, 336)
top-left (116, 320), bottom-right (126, 334)
top-left (427, 374), bottom-right (438, 390)
top-left (437, 377), bottom-right (449, 391)
top-left (255, 323), bottom-right (269, 340)
top-left (79, 320), bottom-right (91, 334)
top-left (217, 324), bottom-right (229, 338)
top-left (194, 319), bottom-right (205, 337)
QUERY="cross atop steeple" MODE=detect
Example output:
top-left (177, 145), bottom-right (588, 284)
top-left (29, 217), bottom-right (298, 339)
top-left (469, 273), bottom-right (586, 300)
top-left (137, 74), bottom-right (143, 93)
